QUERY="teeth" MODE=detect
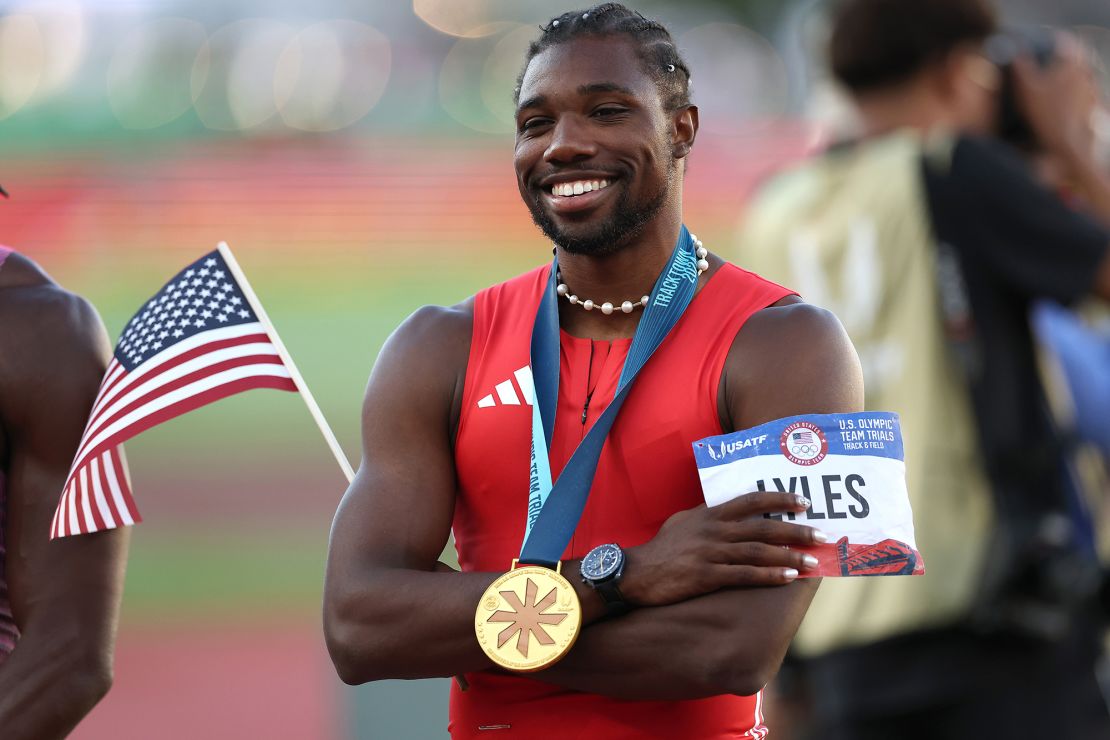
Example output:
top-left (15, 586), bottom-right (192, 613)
top-left (550, 179), bottom-right (611, 197)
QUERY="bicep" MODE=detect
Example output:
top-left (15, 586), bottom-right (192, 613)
top-left (718, 304), bottom-right (859, 671)
top-left (730, 302), bottom-right (864, 427)
top-left (327, 307), bottom-right (469, 577)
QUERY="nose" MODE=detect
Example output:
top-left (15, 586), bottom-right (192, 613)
top-left (543, 115), bottom-right (597, 165)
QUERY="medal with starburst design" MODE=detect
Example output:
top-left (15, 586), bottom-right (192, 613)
top-left (475, 563), bottom-right (582, 672)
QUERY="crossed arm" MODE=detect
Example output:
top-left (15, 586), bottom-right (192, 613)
top-left (0, 261), bottom-right (130, 739)
top-left (323, 296), bottom-right (862, 699)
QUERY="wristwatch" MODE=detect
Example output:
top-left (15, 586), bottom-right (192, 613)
top-left (580, 543), bottom-right (631, 616)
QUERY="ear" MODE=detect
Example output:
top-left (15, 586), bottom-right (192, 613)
top-left (672, 104), bottom-right (698, 160)
top-left (936, 47), bottom-right (998, 98)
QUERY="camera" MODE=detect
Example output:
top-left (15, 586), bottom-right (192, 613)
top-left (985, 27), bottom-right (1058, 150)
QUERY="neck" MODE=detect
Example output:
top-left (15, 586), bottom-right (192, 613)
top-left (555, 205), bottom-right (683, 340)
top-left (852, 82), bottom-right (951, 139)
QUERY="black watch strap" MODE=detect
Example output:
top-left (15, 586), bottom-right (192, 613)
top-left (595, 579), bottom-right (631, 617)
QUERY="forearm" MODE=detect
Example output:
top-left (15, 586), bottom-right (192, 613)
top-left (0, 634), bottom-right (112, 740)
top-left (538, 581), bottom-right (818, 700)
top-left (326, 566), bottom-right (501, 682)
top-left (327, 555), bottom-right (613, 683)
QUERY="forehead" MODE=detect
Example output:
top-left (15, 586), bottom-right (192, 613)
top-left (518, 36), bottom-right (660, 108)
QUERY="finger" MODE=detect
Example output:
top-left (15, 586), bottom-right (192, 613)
top-left (724, 517), bottom-right (829, 546)
top-left (716, 491), bottom-right (810, 519)
top-left (713, 541), bottom-right (821, 572)
top-left (711, 563), bottom-right (800, 588)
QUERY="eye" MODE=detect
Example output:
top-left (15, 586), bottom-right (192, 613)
top-left (518, 117), bottom-right (552, 133)
top-left (592, 106), bottom-right (629, 119)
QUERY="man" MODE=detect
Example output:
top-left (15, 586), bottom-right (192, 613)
top-left (324, 4), bottom-right (862, 738)
top-left (0, 246), bottom-right (130, 738)
top-left (739, 0), bottom-right (1110, 737)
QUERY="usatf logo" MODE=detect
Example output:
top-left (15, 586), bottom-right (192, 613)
top-left (780, 421), bottom-right (828, 466)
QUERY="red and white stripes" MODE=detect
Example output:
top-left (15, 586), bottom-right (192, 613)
top-left (52, 322), bottom-right (296, 538)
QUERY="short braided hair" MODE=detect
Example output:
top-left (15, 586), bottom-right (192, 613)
top-left (515, 3), bottom-right (692, 112)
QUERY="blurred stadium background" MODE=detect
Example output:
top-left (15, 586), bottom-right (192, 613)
top-left (0, 0), bottom-right (1106, 737)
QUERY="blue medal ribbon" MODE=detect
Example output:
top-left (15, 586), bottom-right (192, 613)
top-left (519, 225), bottom-right (702, 568)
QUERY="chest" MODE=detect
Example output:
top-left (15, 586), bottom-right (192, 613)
top-left (452, 329), bottom-right (722, 570)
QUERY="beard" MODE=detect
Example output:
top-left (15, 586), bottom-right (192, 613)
top-left (525, 167), bottom-right (672, 257)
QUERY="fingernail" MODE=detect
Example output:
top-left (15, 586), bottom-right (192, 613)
top-left (802, 554), bottom-right (819, 569)
top-left (795, 495), bottom-right (811, 508)
top-left (812, 529), bottom-right (829, 543)
top-left (783, 568), bottom-right (799, 580)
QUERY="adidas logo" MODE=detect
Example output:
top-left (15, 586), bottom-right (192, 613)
top-left (476, 366), bottom-right (534, 408)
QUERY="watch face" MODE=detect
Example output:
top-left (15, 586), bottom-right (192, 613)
top-left (582, 544), bottom-right (622, 581)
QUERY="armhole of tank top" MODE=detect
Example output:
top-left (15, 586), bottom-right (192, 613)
top-left (0, 247), bottom-right (11, 273)
top-left (706, 265), bottom-right (795, 433)
top-left (453, 287), bottom-right (492, 449)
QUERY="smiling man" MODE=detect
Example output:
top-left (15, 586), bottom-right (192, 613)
top-left (323, 5), bottom-right (862, 738)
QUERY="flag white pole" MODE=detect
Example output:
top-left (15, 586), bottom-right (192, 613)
top-left (217, 241), bottom-right (356, 484)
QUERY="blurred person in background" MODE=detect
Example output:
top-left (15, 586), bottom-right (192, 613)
top-left (1025, 69), bottom-right (1110, 465)
top-left (324, 4), bottom-right (862, 738)
top-left (0, 246), bottom-right (130, 738)
top-left (738, 0), bottom-right (1110, 737)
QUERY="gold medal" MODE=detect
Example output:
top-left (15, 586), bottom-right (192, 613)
top-left (474, 560), bottom-right (582, 672)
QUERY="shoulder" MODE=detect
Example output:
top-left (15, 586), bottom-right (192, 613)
top-left (714, 261), bottom-right (793, 295)
top-left (387, 298), bottom-right (474, 359)
top-left (0, 255), bottom-right (111, 424)
top-left (735, 299), bottom-right (855, 360)
top-left (0, 254), bottom-right (109, 365)
top-left (360, 298), bottom-right (477, 442)
top-left (723, 299), bottom-right (863, 428)
top-left (363, 298), bottom-right (474, 401)
top-left (922, 132), bottom-right (1029, 186)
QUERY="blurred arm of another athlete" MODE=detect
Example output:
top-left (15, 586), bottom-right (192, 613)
top-left (0, 254), bottom-right (130, 740)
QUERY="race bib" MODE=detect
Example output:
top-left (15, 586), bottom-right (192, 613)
top-left (693, 412), bottom-right (924, 578)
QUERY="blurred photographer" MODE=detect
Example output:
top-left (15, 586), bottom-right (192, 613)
top-left (739, 0), bottom-right (1110, 737)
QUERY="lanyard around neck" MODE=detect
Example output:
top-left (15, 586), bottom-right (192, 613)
top-left (519, 226), bottom-right (702, 568)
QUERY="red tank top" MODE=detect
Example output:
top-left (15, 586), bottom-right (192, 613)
top-left (451, 262), bottom-right (792, 739)
top-left (0, 246), bottom-right (18, 660)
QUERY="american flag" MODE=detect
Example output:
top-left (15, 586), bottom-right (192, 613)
top-left (792, 430), bottom-right (815, 444)
top-left (51, 250), bottom-right (298, 538)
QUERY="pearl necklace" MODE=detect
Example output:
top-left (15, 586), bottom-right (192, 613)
top-left (555, 234), bottom-right (710, 314)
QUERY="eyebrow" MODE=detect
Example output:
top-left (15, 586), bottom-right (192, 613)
top-left (577, 82), bottom-right (635, 97)
top-left (516, 82), bottom-right (637, 114)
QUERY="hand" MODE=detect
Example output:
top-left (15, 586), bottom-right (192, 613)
top-left (620, 491), bottom-right (828, 607)
top-left (1013, 33), bottom-right (1098, 164)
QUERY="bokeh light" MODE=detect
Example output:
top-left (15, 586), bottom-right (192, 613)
top-left (479, 24), bottom-right (536, 128)
top-left (108, 18), bottom-right (208, 130)
top-left (192, 19), bottom-right (297, 132)
top-left (679, 22), bottom-right (790, 134)
top-left (274, 20), bottom-right (392, 133)
top-left (0, 13), bottom-right (43, 120)
top-left (413, 0), bottom-right (503, 38)
top-left (439, 22), bottom-right (527, 134)
top-left (9, 1), bottom-right (86, 105)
